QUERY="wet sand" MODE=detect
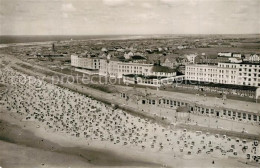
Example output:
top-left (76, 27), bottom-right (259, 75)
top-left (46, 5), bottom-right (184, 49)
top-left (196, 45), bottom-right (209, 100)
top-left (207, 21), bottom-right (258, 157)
top-left (0, 119), bottom-right (160, 168)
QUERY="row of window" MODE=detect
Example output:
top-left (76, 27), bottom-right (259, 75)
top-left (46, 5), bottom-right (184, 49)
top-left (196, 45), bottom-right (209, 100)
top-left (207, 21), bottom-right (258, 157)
top-left (239, 68), bottom-right (260, 72)
top-left (120, 92), bottom-right (260, 123)
top-left (195, 107), bottom-right (260, 121)
top-left (142, 97), bottom-right (260, 122)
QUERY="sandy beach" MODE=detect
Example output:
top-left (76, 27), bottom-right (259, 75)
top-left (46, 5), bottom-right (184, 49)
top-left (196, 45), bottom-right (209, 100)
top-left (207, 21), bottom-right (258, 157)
top-left (0, 119), bottom-right (159, 168)
top-left (0, 114), bottom-right (254, 168)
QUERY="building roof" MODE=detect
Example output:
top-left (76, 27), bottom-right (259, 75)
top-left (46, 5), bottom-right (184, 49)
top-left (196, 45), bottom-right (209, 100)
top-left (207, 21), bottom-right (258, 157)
top-left (186, 64), bottom-right (217, 68)
top-left (163, 57), bottom-right (176, 63)
top-left (152, 65), bottom-right (176, 73)
top-left (131, 55), bottom-right (147, 60)
top-left (237, 62), bottom-right (260, 65)
top-left (123, 74), bottom-right (168, 79)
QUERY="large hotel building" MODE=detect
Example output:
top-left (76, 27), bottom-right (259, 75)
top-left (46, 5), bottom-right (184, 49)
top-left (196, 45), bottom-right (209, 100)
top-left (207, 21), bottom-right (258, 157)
top-left (71, 54), bottom-right (100, 70)
top-left (72, 54), bottom-right (177, 78)
top-left (185, 62), bottom-right (260, 87)
top-left (99, 59), bottom-right (156, 78)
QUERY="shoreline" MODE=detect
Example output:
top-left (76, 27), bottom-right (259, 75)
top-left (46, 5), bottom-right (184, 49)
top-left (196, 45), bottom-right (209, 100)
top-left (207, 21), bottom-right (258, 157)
top-left (0, 110), bottom-right (254, 168)
top-left (0, 113), bottom-right (161, 168)
top-left (0, 35), bottom-right (163, 47)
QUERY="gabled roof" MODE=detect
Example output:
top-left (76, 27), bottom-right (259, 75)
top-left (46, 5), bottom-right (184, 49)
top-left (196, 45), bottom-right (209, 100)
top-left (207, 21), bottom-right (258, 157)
top-left (163, 57), bottom-right (176, 63)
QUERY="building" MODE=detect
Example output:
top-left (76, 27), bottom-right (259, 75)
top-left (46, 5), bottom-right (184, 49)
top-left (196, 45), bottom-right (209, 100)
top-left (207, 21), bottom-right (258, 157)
top-left (218, 52), bottom-right (232, 57)
top-left (194, 56), bottom-right (230, 65)
top-left (99, 56), bottom-right (178, 80)
top-left (177, 45), bottom-right (188, 50)
top-left (117, 62), bottom-right (153, 78)
top-left (185, 64), bottom-right (220, 83)
top-left (119, 88), bottom-right (260, 125)
top-left (71, 54), bottom-right (100, 70)
top-left (99, 59), bottom-right (153, 78)
top-left (218, 52), bottom-right (242, 58)
top-left (236, 62), bottom-right (260, 86)
top-left (185, 54), bottom-right (197, 64)
top-left (161, 57), bottom-right (176, 68)
top-left (185, 62), bottom-right (260, 87)
top-left (151, 65), bottom-right (176, 77)
top-left (249, 54), bottom-right (260, 62)
top-left (228, 57), bottom-right (242, 63)
top-left (233, 53), bottom-right (242, 58)
top-left (99, 59), bottom-right (119, 77)
top-left (121, 64), bottom-right (180, 87)
top-left (123, 74), bottom-right (185, 87)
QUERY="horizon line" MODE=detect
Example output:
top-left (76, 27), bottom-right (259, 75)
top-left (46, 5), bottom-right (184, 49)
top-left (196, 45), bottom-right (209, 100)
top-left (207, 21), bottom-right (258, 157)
top-left (1, 33), bottom-right (260, 36)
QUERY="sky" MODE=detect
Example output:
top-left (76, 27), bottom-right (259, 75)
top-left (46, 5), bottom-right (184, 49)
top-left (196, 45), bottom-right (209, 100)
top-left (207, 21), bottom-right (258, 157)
top-left (0, 0), bottom-right (260, 35)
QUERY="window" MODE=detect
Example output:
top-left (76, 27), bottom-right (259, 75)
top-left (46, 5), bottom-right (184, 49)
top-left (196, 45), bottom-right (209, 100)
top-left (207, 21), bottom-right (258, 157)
top-left (248, 114), bottom-right (251, 120)
top-left (223, 110), bottom-right (226, 116)
top-left (233, 112), bottom-right (236, 118)
top-left (243, 113), bottom-right (246, 119)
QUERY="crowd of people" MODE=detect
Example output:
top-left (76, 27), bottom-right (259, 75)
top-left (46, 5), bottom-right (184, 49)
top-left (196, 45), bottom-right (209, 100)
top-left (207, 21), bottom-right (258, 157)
top-left (0, 67), bottom-right (259, 163)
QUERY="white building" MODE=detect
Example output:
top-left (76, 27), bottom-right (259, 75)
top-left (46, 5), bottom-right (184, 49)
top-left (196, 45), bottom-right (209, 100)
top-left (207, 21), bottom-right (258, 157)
top-left (233, 53), bottom-right (242, 58)
top-left (228, 57), bottom-right (242, 63)
top-left (186, 54), bottom-right (197, 64)
top-left (118, 62), bottom-right (153, 78)
top-left (99, 59), bottom-right (119, 77)
top-left (99, 58), bottom-right (177, 79)
top-left (185, 62), bottom-right (260, 87)
top-left (123, 75), bottom-right (184, 87)
top-left (99, 59), bottom-right (154, 78)
top-left (218, 52), bottom-right (232, 57)
top-left (236, 63), bottom-right (260, 87)
top-left (71, 54), bottom-right (100, 70)
top-left (161, 58), bottom-right (176, 68)
top-left (249, 54), bottom-right (260, 62)
top-left (185, 64), bottom-right (219, 83)
top-left (218, 52), bottom-right (242, 58)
